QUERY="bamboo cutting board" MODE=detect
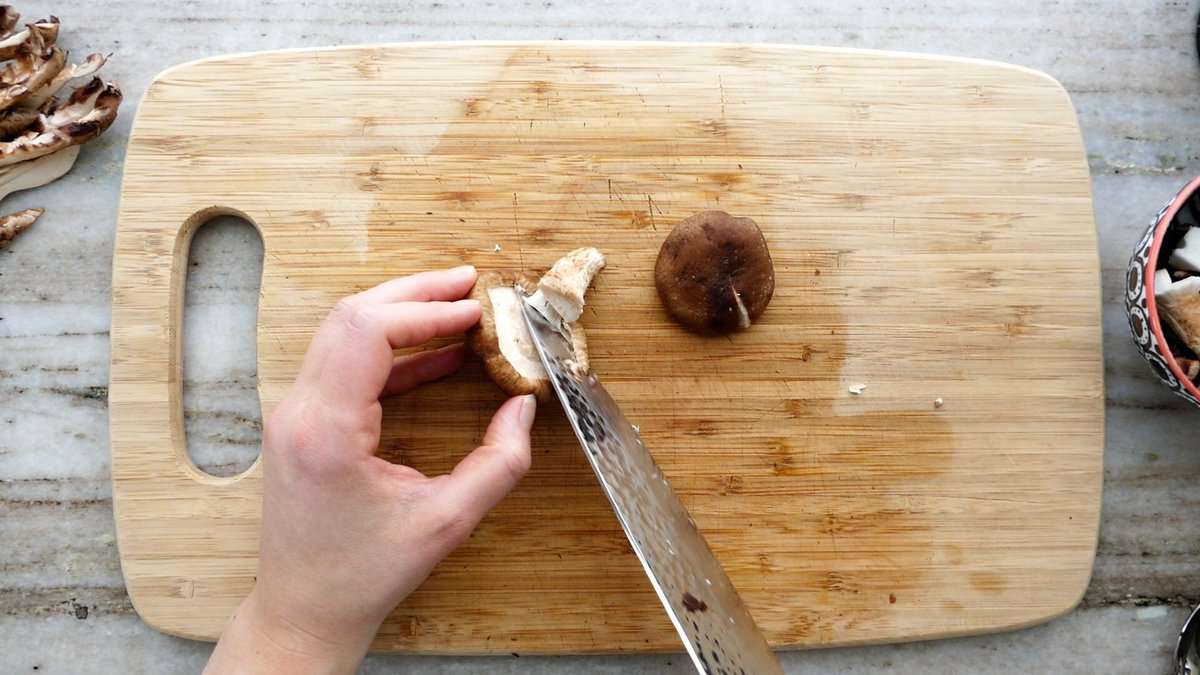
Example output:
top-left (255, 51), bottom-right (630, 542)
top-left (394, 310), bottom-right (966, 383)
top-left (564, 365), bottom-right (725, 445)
top-left (110, 43), bottom-right (1103, 653)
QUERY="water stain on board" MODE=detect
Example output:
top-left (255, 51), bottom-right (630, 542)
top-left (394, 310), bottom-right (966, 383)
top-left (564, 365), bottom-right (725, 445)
top-left (764, 300), bottom-right (953, 639)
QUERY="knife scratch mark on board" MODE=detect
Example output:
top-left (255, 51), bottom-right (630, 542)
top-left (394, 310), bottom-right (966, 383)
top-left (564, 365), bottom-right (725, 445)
top-left (512, 192), bottom-right (525, 269)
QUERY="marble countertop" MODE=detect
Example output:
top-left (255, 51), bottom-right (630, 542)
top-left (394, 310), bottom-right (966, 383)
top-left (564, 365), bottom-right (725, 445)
top-left (3, 0), bottom-right (1199, 672)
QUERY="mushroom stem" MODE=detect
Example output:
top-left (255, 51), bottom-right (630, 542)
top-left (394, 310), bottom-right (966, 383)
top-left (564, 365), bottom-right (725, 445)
top-left (538, 247), bottom-right (606, 323)
top-left (0, 205), bottom-right (42, 246)
top-left (731, 289), bottom-right (751, 329)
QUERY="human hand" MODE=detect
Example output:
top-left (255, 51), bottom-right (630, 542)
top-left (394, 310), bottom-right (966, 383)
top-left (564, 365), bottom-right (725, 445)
top-left (203, 265), bottom-right (537, 675)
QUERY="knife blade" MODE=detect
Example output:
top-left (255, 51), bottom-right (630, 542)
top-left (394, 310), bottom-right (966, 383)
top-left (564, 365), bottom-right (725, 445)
top-left (519, 293), bottom-right (784, 675)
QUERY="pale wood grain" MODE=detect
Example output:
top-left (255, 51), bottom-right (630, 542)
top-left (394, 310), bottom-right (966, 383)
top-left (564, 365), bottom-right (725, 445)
top-left (109, 42), bottom-right (1103, 653)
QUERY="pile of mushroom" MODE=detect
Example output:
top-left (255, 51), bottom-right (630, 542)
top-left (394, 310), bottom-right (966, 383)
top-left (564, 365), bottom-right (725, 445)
top-left (1155, 223), bottom-right (1200, 382)
top-left (0, 6), bottom-right (121, 247)
top-left (469, 247), bottom-right (606, 400)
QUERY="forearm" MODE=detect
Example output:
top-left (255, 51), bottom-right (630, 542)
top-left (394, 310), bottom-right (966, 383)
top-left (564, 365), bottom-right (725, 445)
top-left (203, 590), bottom-right (371, 675)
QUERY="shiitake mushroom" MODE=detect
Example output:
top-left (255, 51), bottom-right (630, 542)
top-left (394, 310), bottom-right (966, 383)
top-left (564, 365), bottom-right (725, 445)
top-left (655, 210), bottom-right (774, 334)
top-left (468, 248), bottom-right (604, 401)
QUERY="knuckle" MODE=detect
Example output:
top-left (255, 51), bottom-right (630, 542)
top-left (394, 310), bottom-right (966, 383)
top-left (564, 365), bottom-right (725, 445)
top-left (265, 403), bottom-right (344, 476)
top-left (331, 297), bottom-right (374, 335)
top-left (500, 445), bottom-right (532, 482)
top-left (433, 508), bottom-right (476, 547)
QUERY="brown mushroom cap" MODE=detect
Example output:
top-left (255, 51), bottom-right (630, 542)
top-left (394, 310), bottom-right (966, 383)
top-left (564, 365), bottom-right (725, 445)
top-left (654, 210), bottom-right (775, 333)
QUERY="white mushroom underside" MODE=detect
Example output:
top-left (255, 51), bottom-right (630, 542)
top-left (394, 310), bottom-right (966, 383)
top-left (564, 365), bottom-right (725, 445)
top-left (488, 286), bottom-right (548, 380)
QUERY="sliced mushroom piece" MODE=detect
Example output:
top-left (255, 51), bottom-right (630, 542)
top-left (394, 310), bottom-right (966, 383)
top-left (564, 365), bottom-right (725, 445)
top-left (0, 206), bottom-right (42, 246)
top-left (0, 34), bottom-right (65, 111)
top-left (0, 103), bottom-right (36, 137)
top-left (469, 249), bottom-right (605, 400)
top-left (0, 78), bottom-right (121, 166)
top-left (0, 16), bottom-right (60, 61)
top-left (0, 7), bottom-right (21, 37)
top-left (0, 144), bottom-right (78, 201)
top-left (23, 52), bottom-right (106, 111)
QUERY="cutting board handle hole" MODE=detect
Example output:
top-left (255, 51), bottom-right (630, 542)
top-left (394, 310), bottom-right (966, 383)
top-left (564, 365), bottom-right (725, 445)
top-left (180, 210), bottom-right (264, 480)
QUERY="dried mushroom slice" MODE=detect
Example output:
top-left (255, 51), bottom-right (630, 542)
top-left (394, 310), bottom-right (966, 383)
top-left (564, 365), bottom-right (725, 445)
top-left (0, 206), bottom-right (41, 246)
top-left (0, 78), bottom-right (120, 166)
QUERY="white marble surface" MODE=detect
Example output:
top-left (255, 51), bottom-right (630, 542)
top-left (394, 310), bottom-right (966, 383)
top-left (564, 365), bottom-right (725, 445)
top-left (2, 0), bottom-right (1199, 672)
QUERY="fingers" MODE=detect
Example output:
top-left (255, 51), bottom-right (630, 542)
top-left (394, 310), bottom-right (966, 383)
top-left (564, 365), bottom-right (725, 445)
top-left (382, 343), bottom-right (466, 397)
top-left (354, 265), bottom-right (477, 305)
top-left (312, 299), bottom-right (481, 405)
top-left (336, 299), bottom-right (482, 350)
top-left (370, 300), bottom-right (481, 350)
top-left (437, 395), bottom-right (536, 522)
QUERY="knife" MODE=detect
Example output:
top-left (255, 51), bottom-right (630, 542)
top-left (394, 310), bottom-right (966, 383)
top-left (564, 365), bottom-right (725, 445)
top-left (519, 293), bottom-right (785, 675)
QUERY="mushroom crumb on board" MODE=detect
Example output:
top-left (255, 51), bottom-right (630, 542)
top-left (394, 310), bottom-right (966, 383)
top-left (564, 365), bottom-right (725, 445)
top-left (468, 247), bottom-right (606, 401)
top-left (0, 5), bottom-right (121, 247)
top-left (654, 210), bottom-right (775, 334)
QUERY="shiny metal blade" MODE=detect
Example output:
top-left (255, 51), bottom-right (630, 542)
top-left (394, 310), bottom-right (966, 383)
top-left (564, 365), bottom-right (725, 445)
top-left (520, 294), bottom-right (784, 675)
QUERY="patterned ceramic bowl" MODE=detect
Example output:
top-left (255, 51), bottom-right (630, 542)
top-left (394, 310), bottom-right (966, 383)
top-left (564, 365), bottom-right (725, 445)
top-left (1127, 175), bottom-right (1200, 407)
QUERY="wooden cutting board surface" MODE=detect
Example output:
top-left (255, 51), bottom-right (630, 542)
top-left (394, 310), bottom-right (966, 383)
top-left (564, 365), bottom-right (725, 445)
top-left (109, 42), bottom-right (1103, 653)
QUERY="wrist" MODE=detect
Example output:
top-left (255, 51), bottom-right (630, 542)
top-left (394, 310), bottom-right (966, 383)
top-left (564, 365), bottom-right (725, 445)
top-left (205, 590), bottom-right (376, 675)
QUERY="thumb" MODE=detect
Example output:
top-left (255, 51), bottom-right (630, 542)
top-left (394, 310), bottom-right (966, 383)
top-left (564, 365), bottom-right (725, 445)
top-left (439, 395), bottom-right (536, 522)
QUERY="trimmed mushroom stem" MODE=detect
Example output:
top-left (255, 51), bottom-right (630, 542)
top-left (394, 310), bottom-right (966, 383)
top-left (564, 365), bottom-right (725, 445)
top-left (536, 247), bottom-right (606, 323)
top-left (0, 205), bottom-right (42, 245)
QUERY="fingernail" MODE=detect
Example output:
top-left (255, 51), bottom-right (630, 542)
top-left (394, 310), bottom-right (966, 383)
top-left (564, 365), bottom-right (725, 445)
top-left (519, 394), bottom-right (537, 427)
top-left (458, 298), bottom-right (481, 311)
top-left (452, 264), bottom-right (476, 275)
